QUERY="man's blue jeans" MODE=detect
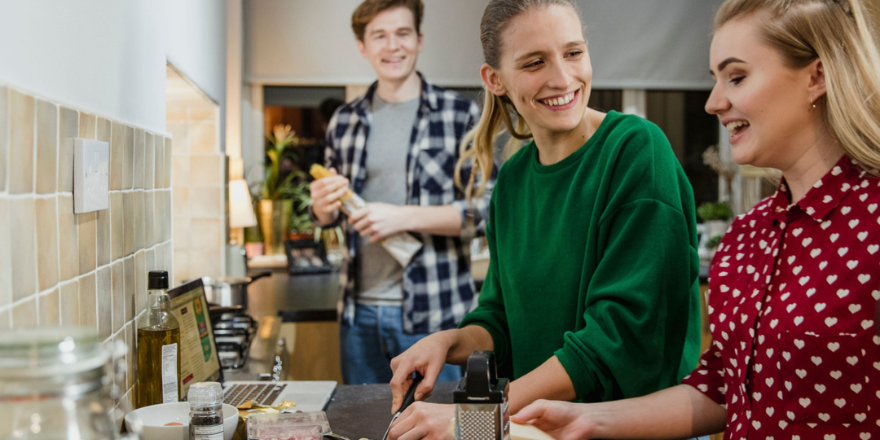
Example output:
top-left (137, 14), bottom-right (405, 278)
top-left (340, 304), bottom-right (462, 385)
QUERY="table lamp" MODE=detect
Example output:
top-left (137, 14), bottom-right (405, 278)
top-left (229, 179), bottom-right (257, 245)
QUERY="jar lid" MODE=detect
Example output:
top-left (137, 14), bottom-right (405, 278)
top-left (0, 327), bottom-right (108, 379)
top-left (188, 382), bottom-right (224, 407)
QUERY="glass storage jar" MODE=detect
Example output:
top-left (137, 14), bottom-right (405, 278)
top-left (0, 327), bottom-right (132, 440)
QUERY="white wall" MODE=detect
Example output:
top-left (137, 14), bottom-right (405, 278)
top-left (245, 0), bottom-right (722, 89)
top-left (165, 0), bottom-right (229, 110)
top-left (245, 0), bottom-right (486, 87)
top-left (0, 0), bottom-right (227, 135)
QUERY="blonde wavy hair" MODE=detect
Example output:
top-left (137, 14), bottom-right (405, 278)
top-left (454, 0), bottom-right (580, 200)
top-left (715, 0), bottom-right (880, 174)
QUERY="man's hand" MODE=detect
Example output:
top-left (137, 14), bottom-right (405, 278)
top-left (512, 400), bottom-right (599, 440)
top-left (350, 203), bottom-right (410, 242)
top-left (309, 167), bottom-right (349, 226)
top-left (388, 402), bottom-right (455, 440)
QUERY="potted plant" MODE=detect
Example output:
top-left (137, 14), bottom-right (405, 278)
top-left (697, 200), bottom-right (733, 263)
top-left (258, 125), bottom-right (305, 255)
top-left (288, 179), bottom-right (314, 241)
top-left (697, 201), bottom-right (733, 234)
top-left (244, 218), bottom-right (264, 258)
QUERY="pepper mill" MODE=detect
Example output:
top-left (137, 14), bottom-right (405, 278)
top-left (453, 351), bottom-right (510, 440)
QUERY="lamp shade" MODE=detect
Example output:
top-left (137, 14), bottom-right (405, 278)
top-left (229, 179), bottom-right (258, 228)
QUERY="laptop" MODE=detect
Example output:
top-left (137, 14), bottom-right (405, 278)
top-left (166, 278), bottom-right (337, 411)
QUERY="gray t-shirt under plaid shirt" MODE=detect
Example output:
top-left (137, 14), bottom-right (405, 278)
top-left (321, 74), bottom-right (491, 334)
top-left (355, 94), bottom-right (419, 305)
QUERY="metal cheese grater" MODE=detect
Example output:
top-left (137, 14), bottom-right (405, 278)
top-left (453, 351), bottom-right (510, 440)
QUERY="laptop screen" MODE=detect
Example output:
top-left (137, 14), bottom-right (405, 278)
top-left (167, 278), bottom-right (223, 399)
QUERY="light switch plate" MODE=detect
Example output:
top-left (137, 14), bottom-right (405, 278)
top-left (73, 138), bottom-right (110, 214)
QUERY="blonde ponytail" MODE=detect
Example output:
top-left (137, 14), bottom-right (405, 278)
top-left (455, 91), bottom-right (531, 200)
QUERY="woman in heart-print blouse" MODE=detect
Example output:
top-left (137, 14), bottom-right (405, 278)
top-left (512, 0), bottom-right (880, 439)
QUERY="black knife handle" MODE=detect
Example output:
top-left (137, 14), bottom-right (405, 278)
top-left (398, 372), bottom-right (424, 414)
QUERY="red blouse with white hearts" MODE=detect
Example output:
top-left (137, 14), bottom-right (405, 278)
top-left (681, 157), bottom-right (880, 440)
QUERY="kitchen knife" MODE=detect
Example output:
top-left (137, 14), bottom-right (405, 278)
top-left (382, 372), bottom-right (424, 440)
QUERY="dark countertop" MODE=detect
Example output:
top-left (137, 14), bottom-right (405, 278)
top-left (325, 382), bottom-right (458, 440)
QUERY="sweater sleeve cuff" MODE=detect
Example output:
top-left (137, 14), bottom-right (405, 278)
top-left (554, 344), bottom-right (598, 401)
top-left (461, 321), bottom-right (509, 371)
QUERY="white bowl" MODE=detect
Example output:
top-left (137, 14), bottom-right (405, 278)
top-left (124, 402), bottom-right (239, 440)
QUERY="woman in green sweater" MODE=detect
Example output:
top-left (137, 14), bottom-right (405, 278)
top-left (386, 1), bottom-right (702, 438)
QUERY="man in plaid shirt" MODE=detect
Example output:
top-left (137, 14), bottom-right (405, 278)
top-left (309, 0), bottom-right (492, 384)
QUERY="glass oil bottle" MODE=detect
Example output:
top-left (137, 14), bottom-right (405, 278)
top-left (136, 270), bottom-right (181, 408)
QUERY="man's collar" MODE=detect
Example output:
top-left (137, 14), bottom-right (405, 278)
top-left (356, 72), bottom-right (437, 114)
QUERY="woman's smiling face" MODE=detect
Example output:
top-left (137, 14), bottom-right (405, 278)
top-left (706, 13), bottom-right (821, 169)
top-left (484, 4), bottom-right (591, 138)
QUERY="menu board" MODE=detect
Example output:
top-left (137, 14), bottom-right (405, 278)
top-left (169, 284), bottom-right (221, 400)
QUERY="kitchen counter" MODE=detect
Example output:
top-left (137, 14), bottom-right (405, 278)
top-left (222, 315), bottom-right (288, 382)
top-left (245, 266), bottom-right (344, 382)
top-left (325, 381), bottom-right (459, 439)
top-left (246, 268), bottom-right (339, 322)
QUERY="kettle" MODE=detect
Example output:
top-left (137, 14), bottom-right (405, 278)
top-left (453, 351), bottom-right (510, 440)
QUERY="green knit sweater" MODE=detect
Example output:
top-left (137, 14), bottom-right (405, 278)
top-left (460, 111), bottom-right (701, 403)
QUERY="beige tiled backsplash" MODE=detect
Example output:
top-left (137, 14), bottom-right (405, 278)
top-left (0, 198), bottom-right (10, 309)
top-left (79, 112), bottom-right (96, 140)
top-left (97, 266), bottom-right (112, 340)
top-left (98, 117), bottom-right (111, 144)
top-left (58, 280), bottom-right (79, 327)
top-left (145, 132), bottom-right (155, 190)
top-left (133, 128), bottom-right (145, 189)
top-left (189, 123), bottom-right (217, 155)
top-left (12, 297), bottom-right (37, 328)
top-left (35, 197), bottom-right (59, 291)
top-left (8, 90), bottom-right (34, 195)
top-left (0, 82), bottom-right (226, 422)
top-left (123, 125), bottom-right (134, 190)
top-left (39, 288), bottom-right (60, 326)
top-left (190, 154), bottom-right (222, 187)
top-left (77, 212), bottom-right (98, 275)
top-left (10, 197), bottom-right (37, 302)
top-left (189, 186), bottom-right (223, 218)
top-left (58, 107), bottom-right (78, 192)
top-left (58, 194), bottom-right (80, 281)
top-left (36, 100), bottom-right (57, 195)
top-left (0, 84), bottom-right (179, 409)
top-left (0, 87), bottom-right (7, 192)
top-left (169, 97), bottom-right (225, 285)
top-left (111, 260), bottom-right (124, 333)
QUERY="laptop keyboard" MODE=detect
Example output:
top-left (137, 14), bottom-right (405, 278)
top-left (223, 383), bottom-right (288, 407)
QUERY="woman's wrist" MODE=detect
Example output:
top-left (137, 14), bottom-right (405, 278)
top-left (438, 329), bottom-right (462, 358)
top-left (446, 326), bottom-right (494, 364)
top-left (582, 404), bottom-right (611, 439)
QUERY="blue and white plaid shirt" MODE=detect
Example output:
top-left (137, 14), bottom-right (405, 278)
top-left (321, 73), bottom-right (493, 334)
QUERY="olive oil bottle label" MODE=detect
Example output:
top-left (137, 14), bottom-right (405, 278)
top-left (162, 343), bottom-right (179, 403)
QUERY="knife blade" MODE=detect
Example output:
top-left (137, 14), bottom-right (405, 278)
top-left (382, 372), bottom-right (424, 440)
